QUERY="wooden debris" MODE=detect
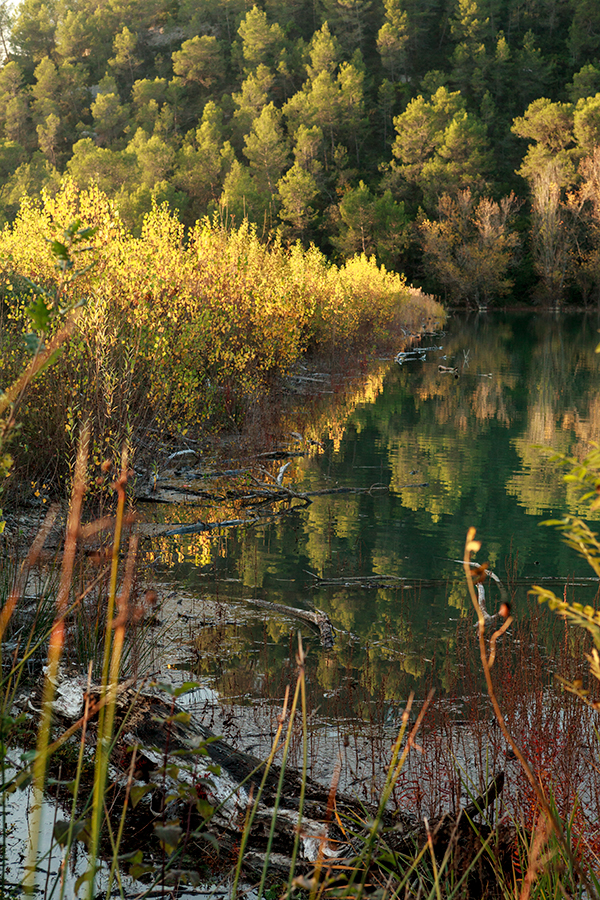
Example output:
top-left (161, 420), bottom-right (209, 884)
top-left (39, 675), bottom-right (512, 893)
top-left (243, 597), bottom-right (336, 649)
top-left (307, 573), bottom-right (409, 589)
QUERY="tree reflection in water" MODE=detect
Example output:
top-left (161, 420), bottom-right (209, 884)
top-left (144, 312), bottom-right (600, 724)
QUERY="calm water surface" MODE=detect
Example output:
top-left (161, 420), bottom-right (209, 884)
top-left (145, 311), bottom-right (600, 717)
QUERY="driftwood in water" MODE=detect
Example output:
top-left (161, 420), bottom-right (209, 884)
top-left (308, 572), bottom-right (410, 589)
top-left (134, 481), bottom-right (407, 536)
top-left (243, 597), bottom-right (336, 649)
top-left (108, 689), bottom-right (512, 891)
top-left (43, 677), bottom-right (511, 891)
top-left (103, 687), bottom-right (403, 872)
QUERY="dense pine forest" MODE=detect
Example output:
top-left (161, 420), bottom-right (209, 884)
top-left (0, 0), bottom-right (599, 304)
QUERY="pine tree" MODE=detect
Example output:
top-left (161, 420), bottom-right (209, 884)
top-left (0, 1), bottom-right (12, 64)
top-left (175, 100), bottom-right (234, 212)
top-left (108, 26), bottom-right (142, 87)
top-left (132, 77), bottom-right (169, 132)
top-left (320, 0), bottom-right (373, 57)
top-left (569, 0), bottom-right (600, 67)
top-left (0, 62), bottom-right (31, 146)
top-left (36, 110), bottom-right (61, 163)
top-left (91, 89), bottom-right (130, 147)
top-left (238, 5), bottom-right (286, 73)
top-left (31, 55), bottom-right (60, 122)
top-left (232, 65), bottom-right (274, 141)
top-left (243, 101), bottom-right (289, 194)
top-left (10, 0), bottom-right (56, 72)
top-left (220, 158), bottom-right (272, 225)
top-left (172, 35), bottom-right (225, 89)
top-left (449, 0), bottom-right (490, 101)
top-left (67, 136), bottom-right (136, 194)
top-left (128, 128), bottom-right (175, 187)
top-left (573, 94), bottom-right (600, 157)
top-left (306, 23), bottom-right (341, 79)
top-left (337, 57), bottom-right (367, 164)
top-left (277, 162), bottom-right (319, 239)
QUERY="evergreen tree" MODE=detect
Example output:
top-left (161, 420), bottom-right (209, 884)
top-left (243, 101), bottom-right (289, 194)
top-left (334, 179), bottom-right (409, 266)
top-left (337, 57), bottom-right (367, 163)
top-left (177, 0), bottom-right (246, 44)
top-left (306, 22), bottom-right (341, 79)
top-left (175, 100), bottom-right (234, 213)
top-left (320, 0), bottom-right (374, 57)
top-left (513, 31), bottom-right (552, 113)
top-left (10, 0), bottom-right (56, 72)
top-left (0, 62), bottom-right (31, 146)
top-left (238, 5), bottom-right (286, 73)
top-left (108, 26), bottom-right (143, 87)
top-left (67, 136), bottom-right (136, 194)
top-left (388, 86), bottom-right (491, 208)
top-left (512, 97), bottom-right (575, 188)
top-left (0, 1), bottom-right (12, 63)
top-left (0, 151), bottom-right (59, 218)
top-left (449, 0), bottom-right (490, 101)
top-left (31, 55), bottom-right (60, 122)
top-left (277, 162), bottom-right (319, 239)
top-left (567, 64), bottom-right (600, 102)
top-left (172, 35), bottom-right (225, 89)
top-left (231, 65), bottom-right (274, 141)
top-left (36, 110), bottom-right (61, 163)
top-left (58, 62), bottom-right (89, 124)
top-left (128, 128), bottom-right (175, 187)
top-left (263, 0), bottom-right (314, 38)
top-left (91, 88), bottom-right (130, 147)
top-left (393, 0), bottom-right (446, 79)
top-left (573, 94), bottom-right (600, 157)
top-left (220, 157), bottom-right (272, 225)
top-left (132, 77), bottom-right (169, 132)
top-left (568, 0), bottom-right (600, 67)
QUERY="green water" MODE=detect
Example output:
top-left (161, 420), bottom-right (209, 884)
top-left (149, 311), bottom-right (600, 715)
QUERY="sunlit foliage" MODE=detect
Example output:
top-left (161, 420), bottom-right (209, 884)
top-left (0, 181), bottom-right (443, 488)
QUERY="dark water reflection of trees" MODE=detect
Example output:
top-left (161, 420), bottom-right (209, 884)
top-left (148, 312), bottom-right (600, 721)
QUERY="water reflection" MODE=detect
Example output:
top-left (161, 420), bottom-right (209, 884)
top-left (144, 311), bottom-right (600, 714)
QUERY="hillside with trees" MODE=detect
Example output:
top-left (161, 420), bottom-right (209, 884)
top-left (0, 0), bottom-right (600, 304)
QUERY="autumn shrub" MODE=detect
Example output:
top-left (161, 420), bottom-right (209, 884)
top-left (419, 190), bottom-right (521, 307)
top-left (0, 179), bottom-right (444, 491)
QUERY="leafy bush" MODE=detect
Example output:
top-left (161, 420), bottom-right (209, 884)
top-left (0, 180), bottom-right (444, 492)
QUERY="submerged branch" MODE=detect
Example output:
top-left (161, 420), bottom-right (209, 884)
top-left (242, 597), bottom-right (336, 650)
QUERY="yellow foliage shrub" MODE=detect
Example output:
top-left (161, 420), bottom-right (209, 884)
top-left (0, 180), bottom-right (444, 487)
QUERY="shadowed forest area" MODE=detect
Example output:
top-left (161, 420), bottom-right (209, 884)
top-left (0, 0), bottom-right (599, 303)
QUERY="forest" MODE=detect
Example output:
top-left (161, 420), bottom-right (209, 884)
top-left (0, 0), bottom-right (599, 305)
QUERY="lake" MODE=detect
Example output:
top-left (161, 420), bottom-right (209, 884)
top-left (140, 310), bottom-right (600, 724)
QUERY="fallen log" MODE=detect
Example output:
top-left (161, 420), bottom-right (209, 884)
top-left (307, 572), bottom-right (409, 589)
top-left (119, 691), bottom-right (513, 892)
top-left (41, 676), bottom-right (512, 893)
top-left (242, 597), bottom-right (336, 649)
